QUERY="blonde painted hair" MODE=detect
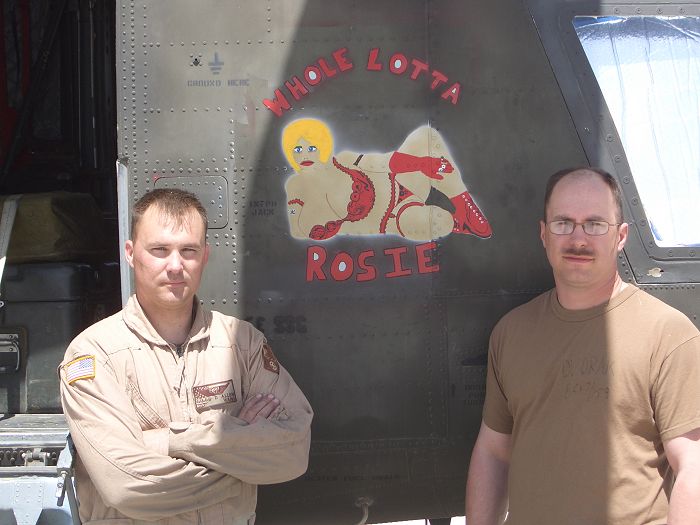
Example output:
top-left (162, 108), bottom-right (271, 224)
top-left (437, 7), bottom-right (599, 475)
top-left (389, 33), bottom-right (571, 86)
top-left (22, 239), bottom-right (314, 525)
top-left (281, 118), bottom-right (333, 170)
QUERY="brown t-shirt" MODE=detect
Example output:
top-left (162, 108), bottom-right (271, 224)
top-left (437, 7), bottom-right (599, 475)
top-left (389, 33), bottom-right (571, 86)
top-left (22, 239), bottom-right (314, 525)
top-left (484, 285), bottom-right (700, 525)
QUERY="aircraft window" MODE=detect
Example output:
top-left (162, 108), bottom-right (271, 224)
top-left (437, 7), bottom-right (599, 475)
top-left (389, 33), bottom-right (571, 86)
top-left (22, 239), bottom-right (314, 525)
top-left (574, 16), bottom-right (700, 247)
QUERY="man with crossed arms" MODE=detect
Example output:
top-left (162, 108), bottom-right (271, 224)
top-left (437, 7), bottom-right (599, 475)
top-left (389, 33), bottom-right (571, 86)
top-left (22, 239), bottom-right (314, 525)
top-left (60, 189), bottom-right (313, 524)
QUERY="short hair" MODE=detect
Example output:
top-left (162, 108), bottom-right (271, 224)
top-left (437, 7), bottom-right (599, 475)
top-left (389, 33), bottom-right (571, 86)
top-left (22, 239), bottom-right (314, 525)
top-left (131, 188), bottom-right (208, 239)
top-left (543, 167), bottom-right (623, 222)
top-left (281, 118), bottom-right (333, 171)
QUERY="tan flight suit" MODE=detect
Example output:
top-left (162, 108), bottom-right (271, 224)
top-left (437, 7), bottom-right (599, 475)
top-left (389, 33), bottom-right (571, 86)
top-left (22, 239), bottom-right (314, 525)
top-left (59, 296), bottom-right (313, 525)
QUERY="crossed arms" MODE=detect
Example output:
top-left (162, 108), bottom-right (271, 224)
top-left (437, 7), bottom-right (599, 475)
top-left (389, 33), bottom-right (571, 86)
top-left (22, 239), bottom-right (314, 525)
top-left (60, 329), bottom-right (312, 521)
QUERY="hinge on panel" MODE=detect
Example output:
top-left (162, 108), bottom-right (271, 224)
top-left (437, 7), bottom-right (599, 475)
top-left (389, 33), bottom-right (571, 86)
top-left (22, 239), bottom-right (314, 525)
top-left (23, 447), bottom-right (52, 467)
top-left (0, 332), bottom-right (20, 373)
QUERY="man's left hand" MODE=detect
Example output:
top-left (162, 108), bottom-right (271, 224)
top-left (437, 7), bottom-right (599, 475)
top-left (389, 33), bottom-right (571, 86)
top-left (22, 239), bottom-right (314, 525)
top-left (238, 393), bottom-right (281, 424)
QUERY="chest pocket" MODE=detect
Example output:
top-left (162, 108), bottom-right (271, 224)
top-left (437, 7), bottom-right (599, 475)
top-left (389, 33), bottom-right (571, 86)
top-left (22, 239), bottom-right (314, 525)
top-left (192, 344), bottom-right (245, 417)
top-left (126, 381), bottom-right (169, 430)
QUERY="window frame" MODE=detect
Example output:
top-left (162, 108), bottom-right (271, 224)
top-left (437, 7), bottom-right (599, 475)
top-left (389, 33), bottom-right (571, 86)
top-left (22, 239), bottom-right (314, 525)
top-left (526, 0), bottom-right (700, 284)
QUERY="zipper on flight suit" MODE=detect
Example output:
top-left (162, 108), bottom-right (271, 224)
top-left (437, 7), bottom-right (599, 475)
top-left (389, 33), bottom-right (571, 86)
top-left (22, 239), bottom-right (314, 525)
top-left (168, 340), bottom-right (195, 421)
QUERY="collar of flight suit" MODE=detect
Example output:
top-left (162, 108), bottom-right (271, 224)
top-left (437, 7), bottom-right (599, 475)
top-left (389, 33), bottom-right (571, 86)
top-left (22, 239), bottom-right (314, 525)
top-left (121, 294), bottom-right (212, 347)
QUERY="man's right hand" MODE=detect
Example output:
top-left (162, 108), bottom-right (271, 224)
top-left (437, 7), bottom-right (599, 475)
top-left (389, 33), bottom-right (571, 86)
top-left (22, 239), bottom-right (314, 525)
top-left (238, 393), bottom-right (281, 424)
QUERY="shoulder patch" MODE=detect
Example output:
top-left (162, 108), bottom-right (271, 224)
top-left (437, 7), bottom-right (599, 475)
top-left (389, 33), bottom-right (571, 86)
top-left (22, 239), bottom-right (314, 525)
top-left (64, 355), bottom-right (96, 384)
top-left (262, 343), bottom-right (280, 374)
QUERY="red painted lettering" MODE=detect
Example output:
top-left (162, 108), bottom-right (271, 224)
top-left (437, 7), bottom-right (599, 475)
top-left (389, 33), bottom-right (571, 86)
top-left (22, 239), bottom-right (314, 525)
top-left (318, 58), bottom-right (338, 77)
top-left (304, 65), bottom-right (323, 86)
top-left (306, 246), bottom-right (327, 282)
top-left (389, 53), bottom-right (408, 75)
top-left (304, 242), bottom-right (440, 283)
top-left (356, 250), bottom-right (377, 282)
top-left (416, 242), bottom-right (439, 273)
top-left (262, 89), bottom-right (291, 117)
top-left (441, 82), bottom-right (461, 105)
top-left (430, 69), bottom-right (448, 90)
top-left (384, 246), bottom-right (412, 278)
top-left (330, 252), bottom-right (354, 281)
top-left (265, 47), bottom-right (462, 116)
top-left (332, 47), bottom-right (354, 72)
top-left (410, 58), bottom-right (429, 80)
top-left (285, 76), bottom-right (309, 100)
top-left (366, 47), bottom-right (383, 71)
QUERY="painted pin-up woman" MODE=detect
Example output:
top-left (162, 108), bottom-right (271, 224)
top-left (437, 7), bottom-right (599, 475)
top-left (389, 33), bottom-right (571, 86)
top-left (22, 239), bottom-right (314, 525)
top-left (282, 118), bottom-right (491, 241)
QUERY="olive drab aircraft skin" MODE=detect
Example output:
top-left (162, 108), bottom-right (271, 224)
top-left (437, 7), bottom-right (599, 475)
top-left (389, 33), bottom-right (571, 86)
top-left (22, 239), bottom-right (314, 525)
top-left (0, 0), bottom-right (699, 524)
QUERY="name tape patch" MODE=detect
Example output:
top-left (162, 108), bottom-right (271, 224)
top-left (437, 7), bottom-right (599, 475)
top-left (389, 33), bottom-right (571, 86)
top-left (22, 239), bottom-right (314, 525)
top-left (193, 379), bottom-right (237, 411)
top-left (64, 355), bottom-right (96, 384)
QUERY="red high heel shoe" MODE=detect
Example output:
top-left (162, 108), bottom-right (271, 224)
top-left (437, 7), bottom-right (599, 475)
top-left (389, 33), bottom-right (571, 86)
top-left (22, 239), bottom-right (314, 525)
top-left (450, 191), bottom-right (492, 238)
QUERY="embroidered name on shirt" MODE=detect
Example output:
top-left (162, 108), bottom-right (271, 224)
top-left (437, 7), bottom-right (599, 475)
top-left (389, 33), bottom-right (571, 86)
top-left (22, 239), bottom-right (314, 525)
top-left (262, 343), bottom-right (280, 374)
top-left (192, 379), bottom-right (237, 410)
top-left (64, 355), bottom-right (96, 384)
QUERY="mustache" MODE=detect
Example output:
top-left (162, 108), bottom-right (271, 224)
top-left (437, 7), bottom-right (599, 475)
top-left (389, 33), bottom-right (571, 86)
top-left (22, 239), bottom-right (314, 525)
top-left (563, 247), bottom-right (594, 257)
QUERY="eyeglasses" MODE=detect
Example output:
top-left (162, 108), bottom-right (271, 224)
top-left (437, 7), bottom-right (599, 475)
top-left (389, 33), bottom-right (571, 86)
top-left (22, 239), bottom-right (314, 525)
top-left (547, 220), bottom-right (620, 236)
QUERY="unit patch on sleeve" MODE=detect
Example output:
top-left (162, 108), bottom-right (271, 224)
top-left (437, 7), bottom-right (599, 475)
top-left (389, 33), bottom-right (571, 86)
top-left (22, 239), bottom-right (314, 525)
top-left (192, 379), bottom-right (237, 411)
top-left (64, 355), bottom-right (96, 384)
top-left (262, 343), bottom-right (280, 374)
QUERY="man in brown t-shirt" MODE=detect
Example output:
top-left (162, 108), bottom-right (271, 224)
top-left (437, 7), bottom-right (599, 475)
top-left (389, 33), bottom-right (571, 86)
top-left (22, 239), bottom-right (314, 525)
top-left (465, 168), bottom-right (700, 524)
